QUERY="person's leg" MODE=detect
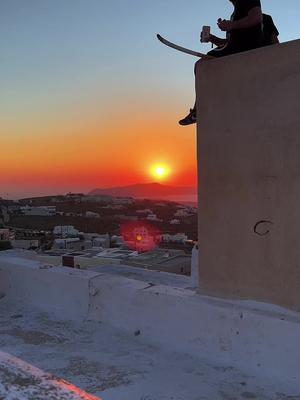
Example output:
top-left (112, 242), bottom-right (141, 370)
top-left (178, 58), bottom-right (204, 126)
top-left (192, 58), bottom-right (204, 109)
top-left (178, 46), bottom-right (235, 126)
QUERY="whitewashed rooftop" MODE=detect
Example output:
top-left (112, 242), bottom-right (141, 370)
top-left (1, 299), bottom-right (299, 400)
top-left (0, 250), bottom-right (300, 399)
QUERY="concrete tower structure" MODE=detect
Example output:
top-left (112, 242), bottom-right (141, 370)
top-left (197, 39), bottom-right (300, 311)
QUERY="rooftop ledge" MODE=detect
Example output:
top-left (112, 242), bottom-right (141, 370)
top-left (1, 250), bottom-right (300, 399)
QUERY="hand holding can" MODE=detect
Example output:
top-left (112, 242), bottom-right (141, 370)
top-left (200, 26), bottom-right (211, 43)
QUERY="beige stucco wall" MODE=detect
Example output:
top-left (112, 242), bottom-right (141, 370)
top-left (197, 39), bottom-right (300, 310)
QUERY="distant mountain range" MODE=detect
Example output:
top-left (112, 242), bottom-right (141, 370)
top-left (89, 183), bottom-right (197, 199)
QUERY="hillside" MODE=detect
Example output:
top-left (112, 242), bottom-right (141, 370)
top-left (89, 183), bottom-right (197, 199)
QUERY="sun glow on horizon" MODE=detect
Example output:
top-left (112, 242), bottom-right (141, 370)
top-left (150, 164), bottom-right (171, 181)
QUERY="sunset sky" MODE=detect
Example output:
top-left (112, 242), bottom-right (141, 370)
top-left (1, 0), bottom-right (299, 199)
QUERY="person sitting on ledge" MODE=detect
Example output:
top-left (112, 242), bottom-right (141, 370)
top-left (179, 0), bottom-right (266, 126)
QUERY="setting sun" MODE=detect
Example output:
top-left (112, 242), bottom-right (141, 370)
top-left (150, 164), bottom-right (170, 181)
top-left (156, 167), bottom-right (165, 176)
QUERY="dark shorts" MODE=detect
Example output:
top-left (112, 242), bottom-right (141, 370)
top-left (207, 44), bottom-right (239, 58)
top-left (207, 42), bottom-right (263, 58)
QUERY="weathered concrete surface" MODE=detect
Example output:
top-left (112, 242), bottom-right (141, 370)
top-left (1, 299), bottom-right (300, 400)
top-left (196, 39), bottom-right (300, 310)
top-left (0, 351), bottom-right (100, 399)
top-left (2, 251), bottom-right (300, 383)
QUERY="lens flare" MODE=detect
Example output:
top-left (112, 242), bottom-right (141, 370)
top-left (120, 221), bottom-right (162, 252)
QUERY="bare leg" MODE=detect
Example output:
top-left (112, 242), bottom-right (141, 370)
top-left (193, 58), bottom-right (205, 110)
top-left (178, 58), bottom-right (204, 126)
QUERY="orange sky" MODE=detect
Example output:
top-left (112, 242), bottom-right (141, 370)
top-left (1, 100), bottom-right (197, 198)
top-left (2, 0), bottom-right (296, 199)
top-left (1, 0), bottom-right (203, 199)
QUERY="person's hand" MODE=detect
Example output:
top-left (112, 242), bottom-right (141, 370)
top-left (200, 30), bottom-right (211, 43)
top-left (217, 18), bottom-right (234, 32)
top-left (208, 34), bottom-right (214, 44)
top-left (208, 33), bottom-right (214, 43)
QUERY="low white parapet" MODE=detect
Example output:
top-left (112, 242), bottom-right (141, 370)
top-left (88, 272), bottom-right (300, 381)
top-left (1, 252), bottom-right (300, 386)
top-left (0, 253), bottom-right (100, 320)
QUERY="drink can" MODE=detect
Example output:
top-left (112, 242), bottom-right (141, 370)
top-left (201, 26), bottom-right (211, 43)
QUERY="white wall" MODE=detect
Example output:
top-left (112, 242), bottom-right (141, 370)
top-left (0, 255), bottom-right (97, 319)
top-left (1, 253), bottom-right (300, 383)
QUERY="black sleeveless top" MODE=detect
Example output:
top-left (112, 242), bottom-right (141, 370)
top-left (228, 0), bottom-right (264, 51)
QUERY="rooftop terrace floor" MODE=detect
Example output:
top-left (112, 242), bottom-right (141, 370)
top-left (0, 299), bottom-right (299, 400)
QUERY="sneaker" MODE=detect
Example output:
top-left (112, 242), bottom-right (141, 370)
top-left (178, 108), bottom-right (197, 126)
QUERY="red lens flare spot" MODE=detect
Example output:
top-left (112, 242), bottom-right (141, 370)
top-left (120, 220), bottom-right (162, 252)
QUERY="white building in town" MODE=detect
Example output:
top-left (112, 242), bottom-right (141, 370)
top-left (162, 233), bottom-right (188, 243)
top-left (170, 219), bottom-right (180, 225)
top-left (112, 197), bottom-right (134, 205)
top-left (146, 213), bottom-right (161, 222)
top-left (101, 204), bottom-right (125, 210)
top-left (21, 206), bottom-right (57, 216)
top-left (82, 233), bottom-right (110, 248)
top-left (53, 225), bottom-right (79, 237)
top-left (111, 235), bottom-right (125, 247)
top-left (85, 211), bottom-right (100, 218)
top-left (52, 238), bottom-right (82, 250)
top-left (11, 239), bottom-right (39, 250)
top-left (174, 209), bottom-right (190, 217)
top-left (136, 209), bottom-right (153, 214)
top-left (174, 207), bottom-right (197, 217)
